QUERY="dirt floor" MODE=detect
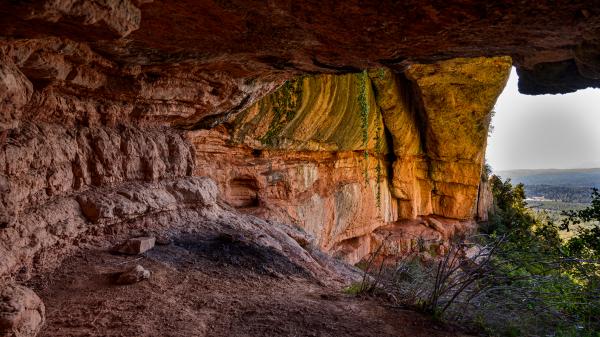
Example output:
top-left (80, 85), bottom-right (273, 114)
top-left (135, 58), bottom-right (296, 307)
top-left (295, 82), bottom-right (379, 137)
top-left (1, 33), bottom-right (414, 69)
top-left (27, 231), bottom-right (472, 337)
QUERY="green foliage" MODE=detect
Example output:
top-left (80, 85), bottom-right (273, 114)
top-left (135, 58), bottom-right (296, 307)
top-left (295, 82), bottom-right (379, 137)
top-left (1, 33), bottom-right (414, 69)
top-left (374, 111), bottom-right (382, 209)
top-left (561, 188), bottom-right (600, 259)
top-left (481, 161), bottom-right (492, 181)
top-left (357, 70), bottom-right (370, 184)
top-left (343, 282), bottom-right (368, 295)
top-left (355, 177), bottom-right (600, 336)
top-left (377, 68), bottom-right (385, 81)
top-left (484, 175), bottom-right (536, 237)
top-left (485, 178), bottom-right (600, 334)
top-left (260, 79), bottom-right (302, 146)
top-left (357, 70), bottom-right (370, 146)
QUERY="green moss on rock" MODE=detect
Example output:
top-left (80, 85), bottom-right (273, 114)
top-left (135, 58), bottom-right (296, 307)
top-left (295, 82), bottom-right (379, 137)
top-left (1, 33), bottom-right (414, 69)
top-left (230, 73), bottom-right (388, 152)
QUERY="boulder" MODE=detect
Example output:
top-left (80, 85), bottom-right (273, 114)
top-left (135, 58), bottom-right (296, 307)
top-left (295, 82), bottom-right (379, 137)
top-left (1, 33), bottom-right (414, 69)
top-left (0, 285), bottom-right (45, 337)
top-left (115, 265), bottom-right (151, 285)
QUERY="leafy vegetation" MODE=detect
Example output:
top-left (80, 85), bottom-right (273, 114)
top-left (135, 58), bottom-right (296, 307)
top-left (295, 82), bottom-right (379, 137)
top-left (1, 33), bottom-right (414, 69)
top-left (260, 79), bottom-right (303, 146)
top-left (374, 110), bottom-right (383, 209)
top-left (561, 188), bottom-right (600, 259)
top-left (350, 175), bottom-right (600, 336)
top-left (357, 70), bottom-right (370, 184)
top-left (481, 177), bottom-right (600, 335)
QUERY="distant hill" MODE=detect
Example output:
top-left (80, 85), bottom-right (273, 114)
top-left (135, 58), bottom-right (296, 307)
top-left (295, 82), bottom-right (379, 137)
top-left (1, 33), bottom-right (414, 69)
top-left (496, 168), bottom-right (600, 188)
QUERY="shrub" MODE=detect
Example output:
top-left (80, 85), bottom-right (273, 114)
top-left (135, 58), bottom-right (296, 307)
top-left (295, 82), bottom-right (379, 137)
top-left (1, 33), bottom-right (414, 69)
top-left (350, 179), bottom-right (600, 335)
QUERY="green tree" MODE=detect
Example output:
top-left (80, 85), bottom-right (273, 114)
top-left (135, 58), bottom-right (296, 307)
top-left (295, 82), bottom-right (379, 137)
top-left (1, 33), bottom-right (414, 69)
top-left (561, 188), bottom-right (600, 258)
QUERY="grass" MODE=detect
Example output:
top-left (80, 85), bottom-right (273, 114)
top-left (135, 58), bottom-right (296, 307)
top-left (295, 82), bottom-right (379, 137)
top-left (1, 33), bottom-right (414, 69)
top-left (343, 282), bottom-right (367, 295)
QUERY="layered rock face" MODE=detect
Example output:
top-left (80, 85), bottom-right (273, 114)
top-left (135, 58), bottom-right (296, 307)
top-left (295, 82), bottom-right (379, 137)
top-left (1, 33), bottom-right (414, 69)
top-left (0, 54), bottom-right (508, 286)
top-left (189, 57), bottom-right (511, 261)
top-left (0, 122), bottom-right (195, 282)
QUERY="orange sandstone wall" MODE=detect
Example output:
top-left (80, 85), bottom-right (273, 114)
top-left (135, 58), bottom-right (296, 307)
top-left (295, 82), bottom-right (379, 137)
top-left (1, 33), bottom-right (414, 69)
top-left (188, 57), bottom-right (511, 262)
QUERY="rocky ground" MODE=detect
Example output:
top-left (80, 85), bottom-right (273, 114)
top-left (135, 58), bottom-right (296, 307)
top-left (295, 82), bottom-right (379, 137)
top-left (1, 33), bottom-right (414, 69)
top-left (26, 228), bottom-right (471, 337)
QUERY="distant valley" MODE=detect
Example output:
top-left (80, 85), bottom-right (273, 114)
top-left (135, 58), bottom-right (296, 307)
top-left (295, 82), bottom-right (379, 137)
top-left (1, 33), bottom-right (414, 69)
top-left (496, 168), bottom-right (600, 188)
top-left (495, 168), bottom-right (599, 203)
top-left (495, 168), bottom-right (599, 230)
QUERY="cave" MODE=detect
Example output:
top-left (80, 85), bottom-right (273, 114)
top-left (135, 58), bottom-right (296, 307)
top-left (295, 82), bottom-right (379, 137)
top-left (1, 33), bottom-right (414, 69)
top-left (1, 1), bottom-right (600, 336)
top-left (227, 177), bottom-right (260, 208)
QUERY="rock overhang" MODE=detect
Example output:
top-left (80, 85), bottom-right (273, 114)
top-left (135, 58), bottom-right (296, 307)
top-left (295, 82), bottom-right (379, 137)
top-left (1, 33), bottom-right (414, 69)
top-left (0, 1), bottom-right (599, 100)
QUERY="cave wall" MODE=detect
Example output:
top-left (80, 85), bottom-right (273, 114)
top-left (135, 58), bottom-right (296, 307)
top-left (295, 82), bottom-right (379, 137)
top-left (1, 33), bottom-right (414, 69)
top-left (0, 51), bottom-right (508, 280)
top-left (0, 121), bottom-right (201, 282)
top-left (189, 57), bottom-right (511, 261)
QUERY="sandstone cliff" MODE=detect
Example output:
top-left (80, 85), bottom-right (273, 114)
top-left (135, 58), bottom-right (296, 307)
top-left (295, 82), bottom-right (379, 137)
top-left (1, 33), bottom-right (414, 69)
top-left (189, 57), bottom-right (510, 262)
top-left (1, 56), bottom-right (508, 285)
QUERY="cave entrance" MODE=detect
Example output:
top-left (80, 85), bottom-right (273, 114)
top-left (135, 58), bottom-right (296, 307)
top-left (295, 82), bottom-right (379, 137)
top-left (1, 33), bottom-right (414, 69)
top-left (486, 66), bottom-right (600, 202)
top-left (487, 67), bottom-right (600, 173)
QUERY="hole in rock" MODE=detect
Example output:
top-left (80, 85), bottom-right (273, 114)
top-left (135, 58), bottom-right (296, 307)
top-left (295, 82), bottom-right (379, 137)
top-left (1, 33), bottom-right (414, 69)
top-left (228, 177), bottom-right (260, 208)
top-left (487, 67), bottom-right (600, 200)
top-left (251, 149), bottom-right (262, 157)
top-left (487, 67), bottom-right (600, 173)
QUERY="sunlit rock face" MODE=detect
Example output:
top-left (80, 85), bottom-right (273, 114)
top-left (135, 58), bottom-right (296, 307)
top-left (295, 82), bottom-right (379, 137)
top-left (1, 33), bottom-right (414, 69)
top-left (189, 57), bottom-right (511, 262)
top-left (0, 54), bottom-right (509, 279)
top-left (401, 57), bottom-right (511, 219)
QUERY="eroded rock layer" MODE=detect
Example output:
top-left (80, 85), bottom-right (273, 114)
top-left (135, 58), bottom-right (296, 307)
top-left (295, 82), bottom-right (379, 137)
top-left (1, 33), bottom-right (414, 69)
top-left (1, 0), bottom-right (561, 284)
top-left (1, 0), bottom-right (599, 98)
top-left (0, 47), bottom-right (509, 289)
top-left (189, 57), bottom-right (510, 262)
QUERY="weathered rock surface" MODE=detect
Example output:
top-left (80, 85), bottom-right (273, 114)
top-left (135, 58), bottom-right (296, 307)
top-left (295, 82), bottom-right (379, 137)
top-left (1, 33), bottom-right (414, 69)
top-left (187, 57), bottom-right (509, 262)
top-left (190, 129), bottom-right (396, 259)
top-left (115, 265), bottom-right (151, 285)
top-left (0, 151), bottom-right (214, 285)
top-left (476, 179), bottom-right (494, 222)
top-left (398, 57), bottom-right (511, 220)
top-left (0, 285), bottom-right (45, 337)
top-left (115, 237), bottom-right (156, 255)
top-left (0, 0), bottom-right (599, 109)
top-left (230, 73), bottom-right (386, 152)
top-left (0, 58), bottom-right (507, 281)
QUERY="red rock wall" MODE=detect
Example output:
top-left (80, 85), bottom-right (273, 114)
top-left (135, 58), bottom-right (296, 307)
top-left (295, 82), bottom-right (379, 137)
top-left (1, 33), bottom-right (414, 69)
top-left (187, 59), bottom-right (510, 263)
top-left (188, 128), bottom-right (396, 260)
top-left (0, 121), bottom-right (199, 282)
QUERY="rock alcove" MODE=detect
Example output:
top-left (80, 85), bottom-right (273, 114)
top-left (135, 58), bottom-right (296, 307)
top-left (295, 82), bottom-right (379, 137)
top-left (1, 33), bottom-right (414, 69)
top-left (1, 1), bottom-right (600, 336)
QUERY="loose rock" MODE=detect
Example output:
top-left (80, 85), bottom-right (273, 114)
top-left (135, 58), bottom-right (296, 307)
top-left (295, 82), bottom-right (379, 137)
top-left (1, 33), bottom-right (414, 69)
top-left (115, 265), bottom-right (151, 285)
top-left (115, 237), bottom-right (156, 255)
top-left (154, 234), bottom-right (172, 246)
top-left (0, 284), bottom-right (45, 337)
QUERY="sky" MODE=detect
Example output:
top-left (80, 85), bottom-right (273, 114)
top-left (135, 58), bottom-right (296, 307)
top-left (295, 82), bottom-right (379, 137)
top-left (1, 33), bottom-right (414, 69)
top-left (486, 68), bottom-right (600, 172)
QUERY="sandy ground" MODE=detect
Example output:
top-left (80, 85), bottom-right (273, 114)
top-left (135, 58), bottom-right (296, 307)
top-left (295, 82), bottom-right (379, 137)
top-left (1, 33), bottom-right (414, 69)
top-left (27, 231), bottom-right (471, 337)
